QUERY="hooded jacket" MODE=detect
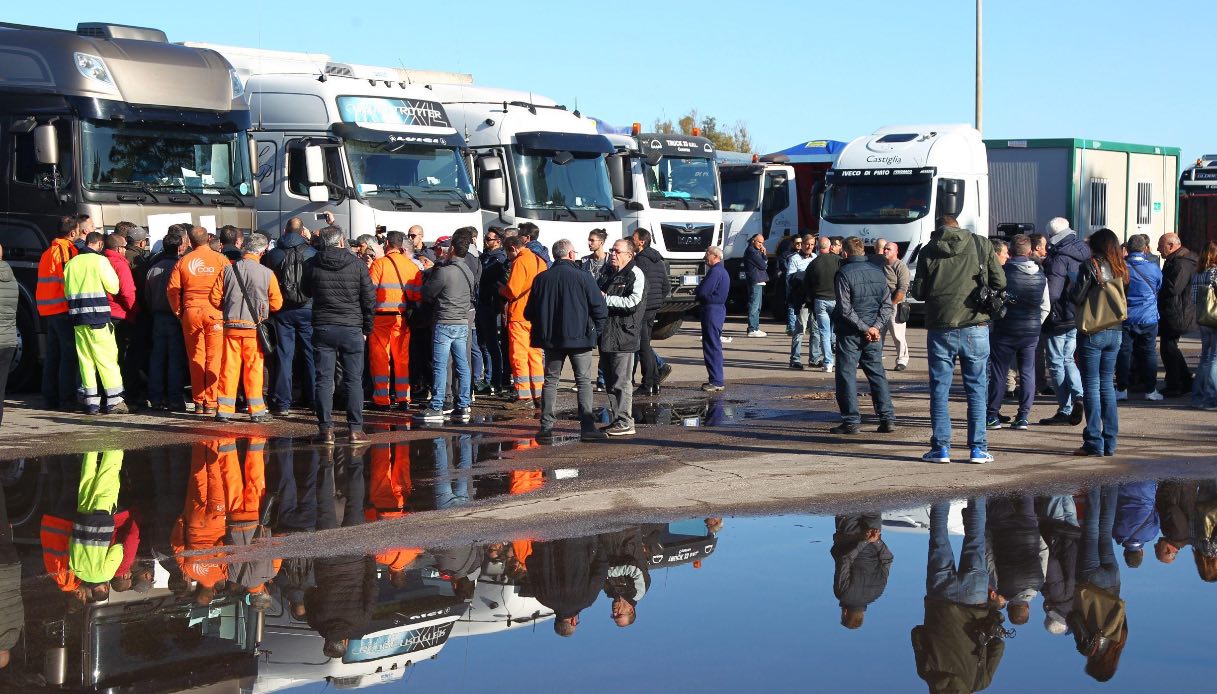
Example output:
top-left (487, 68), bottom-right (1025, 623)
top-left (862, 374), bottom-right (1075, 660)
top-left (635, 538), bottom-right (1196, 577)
top-left (599, 261), bottom-right (646, 353)
top-left (263, 232), bottom-right (316, 310)
top-left (303, 246), bottom-right (375, 333)
top-left (523, 258), bottom-right (608, 351)
top-left (910, 225), bottom-right (1006, 329)
top-left (0, 261), bottom-right (18, 348)
top-left (305, 555), bottom-right (379, 642)
top-left (911, 599), bottom-right (1006, 694)
top-left (1124, 252), bottom-right (1162, 325)
top-left (634, 245), bottom-right (669, 315)
top-left (994, 256), bottom-right (1050, 337)
top-left (601, 528), bottom-right (650, 606)
top-left (1040, 518), bottom-right (1081, 620)
top-left (1043, 232), bottom-right (1093, 334)
top-left (422, 257), bottom-right (476, 324)
top-left (524, 536), bottom-right (609, 620)
top-left (1160, 247), bottom-right (1198, 336)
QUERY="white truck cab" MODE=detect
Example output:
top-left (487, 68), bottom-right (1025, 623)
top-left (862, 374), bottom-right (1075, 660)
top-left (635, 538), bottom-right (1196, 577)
top-left (819, 124), bottom-right (988, 272)
top-left (719, 158), bottom-right (799, 286)
top-left (190, 44), bottom-right (482, 244)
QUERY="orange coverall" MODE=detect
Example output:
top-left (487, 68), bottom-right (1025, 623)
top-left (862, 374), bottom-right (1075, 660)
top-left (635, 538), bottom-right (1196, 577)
top-left (209, 255), bottom-right (283, 416)
top-left (167, 245), bottom-right (230, 410)
top-left (500, 247), bottom-right (547, 400)
top-left (369, 250), bottom-right (423, 406)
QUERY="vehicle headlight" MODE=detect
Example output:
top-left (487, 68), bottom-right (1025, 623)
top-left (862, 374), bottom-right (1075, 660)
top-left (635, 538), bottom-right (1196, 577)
top-left (229, 68), bottom-right (244, 99)
top-left (74, 52), bottom-right (114, 87)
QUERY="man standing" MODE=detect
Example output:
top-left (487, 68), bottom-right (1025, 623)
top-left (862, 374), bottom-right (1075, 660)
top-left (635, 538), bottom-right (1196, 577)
top-left (303, 227), bottom-right (375, 444)
top-left (210, 233), bottom-right (282, 423)
top-left (63, 232), bottom-right (128, 415)
top-left (167, 226), bottom-right (228, 415)
top-left (144, 229), bottom-right (188, 411)
top-left (877, 240), bottom-right (911, 371)
top-left (37, 216), bottom-right (80, 410)
top-left (368, 231), bottom-right (422, 410)
top-left (1116, 235), bottom-right (1163, 400)
top-left (477, 228), bottom-right (509, 395)
top-left (744, 233), bottom-right (768, 337)
top-left (518, 222), bottom-right (552, 266)
top-left (101, 234), bottom-right (137, 404)
top-left (695, 246), bottom-right (729, 392)
top-left (910, 215), bottom-right (1005, 464)
top-left (525, 239), bottom-right (608, 443)
top-left (632, 229), bottom-right (670, 396)
top-left (500, 237), bottom-right (547, 408)
top-left (598, 239), bottom-right (647, 437)
top-left (420, 229), bottom-right (477, 423)
top-left (262, 217), bottom-right (316, 415)
top-left (986, 235), bottom-right (1050, 431)
top-left (581, 228), bottom-right (609, 279)
top-left (786, 234), bottom-right (817, 369)
top-left (1158, 232), bottom-right (1197, 397)
top-left (805, 235), bottom-right (842, 373)
top-left (1039, 217), bottom-right (1090, 426)
top-left (830, 237), bottom-right (896, 434)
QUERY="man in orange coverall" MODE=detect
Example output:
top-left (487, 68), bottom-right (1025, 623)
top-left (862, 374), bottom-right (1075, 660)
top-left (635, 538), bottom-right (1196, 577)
top-left (167, 226), bottom-right (230, 414)
top-left (499, 236), bottom-right (547, 408)
top-left (209, 232), bottom-right (282, 422)
top-left (368, 231), bottom-right (423, 409)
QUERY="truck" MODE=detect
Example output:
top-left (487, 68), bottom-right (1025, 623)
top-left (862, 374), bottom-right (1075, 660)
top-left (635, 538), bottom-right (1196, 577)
top-left (190, 44), bottom-right (483, 244)
top-left (0, 22), bottom-right (256, 388)
top-left (719, 139), bottom-right (842, 310)
top-left (1180, 154), bottom-right (1217, 252)
top-left (605, 127), bottom-right (723, 338)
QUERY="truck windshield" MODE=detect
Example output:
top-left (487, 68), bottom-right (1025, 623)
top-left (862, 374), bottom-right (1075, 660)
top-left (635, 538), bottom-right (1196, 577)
top-left (644, 156), bottom-right (718, 207)
top-left (720, 174), bottom-right (761, 212)
top-left (511, 148), bottom-right (613, 215)
top-left (345, 139), bottom-right (476, 204)
top-left (81, 121), bottom-right (252, 195)
top-left (822, 181), bottom-right (932, 224)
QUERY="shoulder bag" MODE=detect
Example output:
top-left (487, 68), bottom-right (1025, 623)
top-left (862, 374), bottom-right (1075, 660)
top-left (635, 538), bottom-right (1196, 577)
top-left (232, 263), bottom-right (276, 356)
top-left (1075, 259), bottom-right (1128, 335)
top-left (1199, 273), bottom-right (1217, 328)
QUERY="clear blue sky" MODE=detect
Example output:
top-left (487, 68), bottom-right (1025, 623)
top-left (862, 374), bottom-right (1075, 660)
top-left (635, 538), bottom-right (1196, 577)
top-left (11, 1), bottom-right (1210, 164)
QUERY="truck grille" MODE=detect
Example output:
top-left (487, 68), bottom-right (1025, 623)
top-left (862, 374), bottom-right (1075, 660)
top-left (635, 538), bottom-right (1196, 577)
top-left (660, 223), bottom-right (715, 252)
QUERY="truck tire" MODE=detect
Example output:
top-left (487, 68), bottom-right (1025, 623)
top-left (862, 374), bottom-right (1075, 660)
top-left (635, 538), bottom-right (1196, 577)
top-left (10, 306), bottom-right (38, 392)
top-left (650, 315), bottom-right (684, 341)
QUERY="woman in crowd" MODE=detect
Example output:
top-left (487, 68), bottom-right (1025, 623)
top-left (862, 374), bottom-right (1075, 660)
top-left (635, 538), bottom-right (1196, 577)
top-left (1191, 240), bottom-right (1217, 410)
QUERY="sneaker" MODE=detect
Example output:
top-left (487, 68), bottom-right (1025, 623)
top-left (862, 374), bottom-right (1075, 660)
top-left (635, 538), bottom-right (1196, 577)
top-left (418, 407), bottom-right (446, 422)
top-left (894, 363), bottom-right (908, 372)
top-left (746, 330), bottom-right (767, 338)
top-left (605, 421), bottom-right (636, 436)
top-left (594, 382), bottom-right (606, 393)
top-left (442, 405), bottom-right (456, 415)
top-left (1145, 390), bottom-right (1164, 401)
top-left (721, 336), bottom-right (733, 343)
top-left (810, 360), bottom-right (825, 369)
top-left (789, 361), bottom-right (804, 370)
top-left (202, 405), bottom-right (217, 416)
top-left (823, 364), bottom-right (834, 374)
top-left (106, 402), bottom-right (130, 415)
top-left (877, 419), bottom-right (897, 434)
top-left (581, 428), bottom-right (610, 441)
top-left (536, 428), bottom-right (555, 445)
top-left (985, 417), bottom-right (1003, 430)
top-left (658, 363), bottom-right (673, 384)
top-left (829, 423), bottom-right (860, 435)
top-left (250, 413), bottom-right (273, 424)
top-left (1038, 411), bottom-right (1073, 426)
top-left (700, 382), bottom-right (725, 392)
top-left (1011, 418), bottom-right (1030, 430)
top-left (455, 407), bottom-right (472, 422)
top-left (271, 408), bottom-right (291, 417)
top-left (922, 447), bottom-right (951, 464)
top-left (969, 447), bottom-right (994, 464)
top-left (214, 413), bottom-right (231, 423)
top-left (1115, 389), bottom-right (1129, 401)
top-left (1068, 400), bottom-right (1084, 426)
top-left (505, 397), bottom-right (536, 410)
top-left (314, 428), bottom-right (335, 446)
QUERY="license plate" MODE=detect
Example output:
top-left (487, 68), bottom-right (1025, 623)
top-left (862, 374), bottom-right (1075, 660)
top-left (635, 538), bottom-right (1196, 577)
top-left (681, 275), bottom-right (701, 287)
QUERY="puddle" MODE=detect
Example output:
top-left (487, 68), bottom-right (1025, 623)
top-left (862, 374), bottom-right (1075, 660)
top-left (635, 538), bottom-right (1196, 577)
top-left (554, 396), bottom-right (838, 429)
top-left (3, 479), bottom-right (1213, 691)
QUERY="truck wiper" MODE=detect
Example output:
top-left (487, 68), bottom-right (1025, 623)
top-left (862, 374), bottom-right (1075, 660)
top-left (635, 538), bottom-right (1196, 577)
top-left (92, 181), bottom-right (162, 202)
top-left (374, 186), bottom-right (425, 208)
top-left (425, 187), bottom-right (475, 209)
top-left (593, 203), bottom-right (618, 221)
top-left (686, 195), bottom-right (719, 210)
top-left (653, 196), bottom-right (691, 209)
top-left (201, 184), bottom-right (247, 207)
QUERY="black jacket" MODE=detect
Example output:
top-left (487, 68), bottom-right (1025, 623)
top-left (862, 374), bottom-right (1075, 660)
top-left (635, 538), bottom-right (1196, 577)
top-left (995, 257), bottom-right (1048, 337)
top-left (831, 514), bottom-right (893, 611)
top-left (598, 262), bottom-right (646, 353)
top-left (303, 247), bottom-right (375, 333)
top-left (1156, 480), bottom-right (1198, 548)
top-left (635, 245), bottom-right (669, 315)
top-left (806, 252), bottom-right (842, 302)
top-left (523, 259), bottom-right (608, 351)
top-left (263, 232), bottom-right (316, 310)
top-left (1044, 233), bottom-right (1093, 334)
top-left (479, 248), bottom-right (508, 311)
top-left (305, 555), bottom-right (379, 642)
top-left (986, 497), bottom-right (1045, 601)
top-left (1160, 247), bottom-right (1198, 336)
top-left (524, 536), bottom-right (609, 620)
top-left (1040, 517), bottom-right (1081, 619)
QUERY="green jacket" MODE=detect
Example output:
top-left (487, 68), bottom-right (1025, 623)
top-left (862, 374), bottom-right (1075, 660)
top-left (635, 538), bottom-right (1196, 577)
top-left (911, 225), bottom-right (1006, 329)
top-left (911, 598), bottom-right (1006, 694)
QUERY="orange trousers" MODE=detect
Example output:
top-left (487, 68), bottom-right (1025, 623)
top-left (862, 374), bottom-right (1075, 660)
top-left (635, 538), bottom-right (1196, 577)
top-left (368, 442), bottom-right (412, 512)
top-left (369, 314), bottom-right (411, 406)
top-left (216, 330), bottom-right (266, 415)
top-left (181, 306), bottom-right (224, 408)
top-left (507, 320), bottom-right (544, 400)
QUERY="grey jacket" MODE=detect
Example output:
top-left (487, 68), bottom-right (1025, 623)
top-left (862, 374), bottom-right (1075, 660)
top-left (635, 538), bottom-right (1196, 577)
top-left (216, 257), bottom-right (277, 330)
top-left (0, 261), bottom-right (17, 348)
top-left (422, 258), bottom-right (476, 324)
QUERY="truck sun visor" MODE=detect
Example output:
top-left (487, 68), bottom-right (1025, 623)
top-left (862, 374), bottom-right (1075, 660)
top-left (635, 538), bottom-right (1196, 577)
top-left (515, 131), bottom-right (613, 155)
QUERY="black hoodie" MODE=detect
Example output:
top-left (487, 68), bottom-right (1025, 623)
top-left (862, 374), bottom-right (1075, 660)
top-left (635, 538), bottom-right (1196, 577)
top-left (303, 246), bottom-right (375, 333)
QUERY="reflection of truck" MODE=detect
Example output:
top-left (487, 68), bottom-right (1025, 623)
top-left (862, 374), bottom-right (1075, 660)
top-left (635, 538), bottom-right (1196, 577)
top-left (423, 84), bottom-right (624, 257)
top-left (1180, 154), bottom-right (1217, 252)
top-left (193, 44), bottom-right (482, 244)
top-left (607, 128), bottom-right (722, 338)
top-left (643, 520), bottom-right (718, 569)
top-left (0, 22), bottom-right (256, 388)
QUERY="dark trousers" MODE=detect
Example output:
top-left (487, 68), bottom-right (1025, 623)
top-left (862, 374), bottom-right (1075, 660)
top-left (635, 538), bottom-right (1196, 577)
top-left (1161, 332), bottom-right (1193, 392)
top-left (0, 345), bottom-right (13, 427)
top-left (1116, 322), bottom-right (1158, 393)
top-left (116, 317), bottom-right (145, 401)
top-left (701, 306), bottom-right (725, 386)
top-left (147, 312), bottom-right (187, 407)
top-left (637, 311), bottom-right (659, 388)
top-left (988, 331), bottom-right (1038, 419)
top-left (475, 310), bottom-right (505, 389)
top-left (834, 331), bottom-right (894, 425)
top-left (272, 307), bottom-right (315, 410)
top-left (41, 313), bottom-right (78, 407)
top-left (409, 312), bottom-right (434, 394)
top-left (313, 324), bottom-right (365, 429)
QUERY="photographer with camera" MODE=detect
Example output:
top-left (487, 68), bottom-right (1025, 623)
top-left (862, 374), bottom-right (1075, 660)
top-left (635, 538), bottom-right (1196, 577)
top-left (911, 214), bottom-right (1006, 464)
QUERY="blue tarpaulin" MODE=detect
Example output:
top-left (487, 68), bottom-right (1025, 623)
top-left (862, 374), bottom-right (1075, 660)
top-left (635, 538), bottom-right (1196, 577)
top-left (766, 139), bottom-right (847, 162)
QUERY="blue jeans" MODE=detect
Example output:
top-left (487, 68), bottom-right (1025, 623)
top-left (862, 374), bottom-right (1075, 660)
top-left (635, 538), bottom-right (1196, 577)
top-left (1194, 326), bottom-right (1217, 408)
top-left (813, 299), bottom-right (836, 367)
top-left (41, 313), bottom-right (79, 407)
top-left (926, 326), bottom-right (990, 450)
top-left (927, 498), bottom-right (989, 605)
top-left (312, 324), bottom-right (365, 429)
top-left (786, 301), bottom-right (799, 334)
top-left (1116, 322), bottom-right (1158, 393)
top-left (271, 307), bottom-right (315, 410)
top-left (1079, 328), bottom-right (1121, 455)
top-left (147, 312), bottom-right (186, 407)
top-left (789, 304), bottom-right (823, 364)
top-left (432, 434), bottom-right (472, 510)
top-left (431, 323), bottom-right (471, 410)
top-left (747, 283), bottom-right (764, 332)
top-left (834, 332), bottom-right (894, 425)
top-left (1080, 486), bottom-right (1120, 591)
top-left (1044, 329), bottom-right (1083, 414)
top-left (470, 325), bottom-right (486, 382)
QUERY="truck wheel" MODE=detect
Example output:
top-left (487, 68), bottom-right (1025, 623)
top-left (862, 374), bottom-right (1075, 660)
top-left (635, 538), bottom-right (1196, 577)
top-left (650, 316), bottom-right (684, 341)
top-left (10, 307), bottom-right (38, 392)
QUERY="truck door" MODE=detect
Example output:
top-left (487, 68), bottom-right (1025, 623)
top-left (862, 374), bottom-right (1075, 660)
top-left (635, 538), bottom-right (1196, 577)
top-left (253, 137), bottom-right (281, 235)
top-left (760, 170), bottom-right (790, 238)
top-left (7, 119), bottom-right (75, 227)
top-left (284, 138), bottom-right (349, 232)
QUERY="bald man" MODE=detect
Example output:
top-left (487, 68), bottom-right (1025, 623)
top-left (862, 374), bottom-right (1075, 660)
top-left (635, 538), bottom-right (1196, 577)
top-left (1157, 233), bottom-right (1198, 396)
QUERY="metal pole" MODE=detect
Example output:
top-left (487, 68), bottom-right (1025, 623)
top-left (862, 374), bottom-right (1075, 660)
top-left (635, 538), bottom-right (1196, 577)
top-left (976, 0), bottom-right (983, 133)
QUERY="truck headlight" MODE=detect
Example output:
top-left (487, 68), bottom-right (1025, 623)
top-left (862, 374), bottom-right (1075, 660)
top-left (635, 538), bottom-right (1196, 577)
top-left (229, 69), bottom-right (245, 99)
top-left (74, 52), bottom-right (114, 87)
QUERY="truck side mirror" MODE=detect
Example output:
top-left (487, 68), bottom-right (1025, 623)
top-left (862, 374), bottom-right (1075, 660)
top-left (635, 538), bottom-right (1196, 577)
top-left (34, 124), bottom-right (59, 166)
top-left (552, 150), bottom-right (574, 166)
top-left (248, 138), bottom-right (260, 197)
top-left (938, 179), bottom-right (963, 216)
top-left (304, 145), bottom-right (326, 185)
top-left (476, 155), bottom-right (507, 210)
top-left (607, 153), bottom-right (627, 199)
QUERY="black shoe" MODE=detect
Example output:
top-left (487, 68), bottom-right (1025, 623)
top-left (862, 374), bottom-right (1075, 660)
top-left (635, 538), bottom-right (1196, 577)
top-left (998, 414), bottom-right (1012, 424)
top-left (1038, 411), bottom-right (1073, 426)
top-left (455, 407), bottom-right (472, 422)
top-left (1038, 386), bottom-right (1055, 396)
top-left (877, 420), bottom-right (897, 434)
top-left (536, 428), bottom-right (555, 445)
top-left (658, 363), bottom-right (673, 384)
top-left (894, 363), bottom-right (907, 372)
top-left (829, 423), bottom-right (860, 435)
top-left (594, 382), bottom-right (605, 393)
top-left (810, 360), bottom-right (825, 369)
top-left (271, 408), bottom-right (291, 417)
top-left (314, 428), bottom-right (335, 446)
top-left (789, 361), bottom-right (804, 370)
top-left (250, 413), bottom-right (273, 424)
top-left (1068, 400), bottom-right (1084, 426)
top-left (634, 386), bottom-right (658, 398)
top-left (1161, 388), bottom-right (1189, 398)
top-left (580, 428), bottom-right (609, 442)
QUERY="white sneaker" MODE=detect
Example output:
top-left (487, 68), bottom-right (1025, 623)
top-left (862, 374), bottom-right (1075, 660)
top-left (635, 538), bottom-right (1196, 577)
top-left (747, 330), bottom-right (768, 338)
top-left (1115, 389), bottom-right (1128, 401)
top-left (824, 364), bottom-right (834, 374)
top-left (1145, 390), bottom-right (1164, 401)
top-left (721, 336), bottom-right (733, 343)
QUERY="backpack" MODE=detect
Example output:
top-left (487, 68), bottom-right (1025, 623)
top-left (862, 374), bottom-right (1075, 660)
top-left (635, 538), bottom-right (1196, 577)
top-left (279, 244), bottom-right (308, 306)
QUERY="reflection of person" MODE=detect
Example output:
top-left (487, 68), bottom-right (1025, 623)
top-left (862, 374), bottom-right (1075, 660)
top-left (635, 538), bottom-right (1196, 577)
top-left (831, 514), bottom-right (892, 629)
top-left (911, 498), bottom-right (1008, 693)
top-left (70, 449), bottom-right (138, 600)
top-left (985, 496), bottom-right (1045, 625)
top-left (601, 528), bottom-right (650, 628)
top-left (1070, 486), bottom-right (1127, 682)
top-left (1037, 495), bottom-right (1081, 635)
top-left (0, 486), bottom-right (24, 671)
top-left (306, 555), bottom-right (379, 659)
top-left (1154, 481), bottom-right (1197, 564)
top-left (523, 536), bottom-right (608, 638)
top-left (1193, 480), bottom-right (1217, 582)
top-left (0, 244), bottom-right (17, 426)
top-left (1112, 482), bottom-right (1159, 568)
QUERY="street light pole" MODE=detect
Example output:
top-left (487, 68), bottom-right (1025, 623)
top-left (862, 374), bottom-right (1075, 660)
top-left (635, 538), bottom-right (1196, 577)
top-left (976, 0), bottom-right (983, 134)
